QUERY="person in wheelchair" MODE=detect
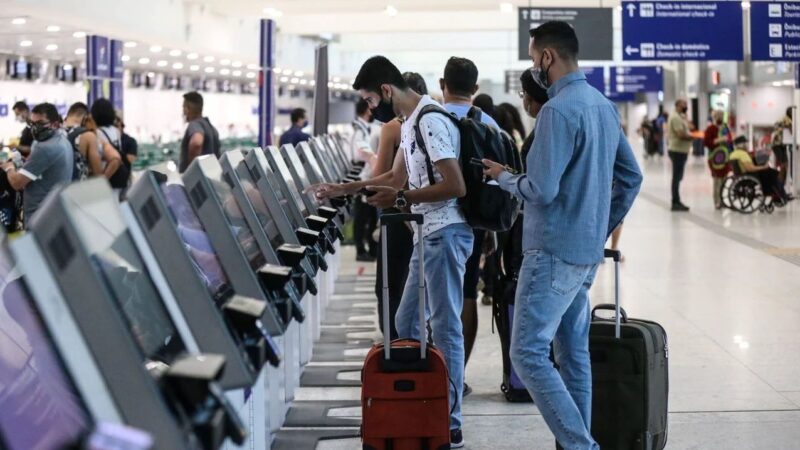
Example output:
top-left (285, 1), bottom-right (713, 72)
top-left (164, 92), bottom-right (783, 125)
top-left (729, 137), bottom-right (793, 205)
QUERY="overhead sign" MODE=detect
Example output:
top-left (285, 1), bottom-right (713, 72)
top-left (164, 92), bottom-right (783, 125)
top-left (622, 1), bottom-right (744, 60)
top-left (518, 8), bottom-right (613, 61)
top-left (751, 1), bottom-right (800, 61)
top-left (581, 66), bottom-right (605, 92)
top-left (609, 66), bottom-right (663, 94)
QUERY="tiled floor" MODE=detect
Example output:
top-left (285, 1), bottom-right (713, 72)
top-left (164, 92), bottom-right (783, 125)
top-left (286, 153), bottom-right (800, 450)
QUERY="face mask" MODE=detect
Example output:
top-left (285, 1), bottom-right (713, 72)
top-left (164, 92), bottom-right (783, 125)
top-left (530, 51), bottom-right (551, 90)
top-left (371, 95), bottom-right (396, 123)
top-left (30, 121), bottom-right (56, 142)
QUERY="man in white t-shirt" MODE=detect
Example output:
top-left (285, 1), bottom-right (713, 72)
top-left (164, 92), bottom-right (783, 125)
top-left (310, 56), bottom-right (473, 448)
top-left (350, 99), bottom-right (379, 261)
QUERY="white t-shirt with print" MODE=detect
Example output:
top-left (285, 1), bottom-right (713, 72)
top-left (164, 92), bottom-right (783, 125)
top-left (400, 95), bottom-right (465, 239)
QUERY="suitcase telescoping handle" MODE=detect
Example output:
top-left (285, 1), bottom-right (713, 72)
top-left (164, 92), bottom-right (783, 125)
top-left (591, 249), bottom-right (625, 339)
top-left (380, 213), bottom-right (426, 361)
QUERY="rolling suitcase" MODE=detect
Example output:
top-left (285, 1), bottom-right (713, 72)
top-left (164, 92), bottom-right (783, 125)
top-left (361, 213), bottom-right (451, 450)
top-left (589, 249), bottom-right (669, 450)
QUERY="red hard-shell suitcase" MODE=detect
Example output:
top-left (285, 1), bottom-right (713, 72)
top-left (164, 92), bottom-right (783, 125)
top-left (361, 213), bottom-right (451, 450)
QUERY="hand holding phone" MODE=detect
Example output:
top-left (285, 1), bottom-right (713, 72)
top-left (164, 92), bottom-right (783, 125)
top-left (358, 187), bottom-right (377, 197)
top-left (469, 157), bottom-right (487, 168)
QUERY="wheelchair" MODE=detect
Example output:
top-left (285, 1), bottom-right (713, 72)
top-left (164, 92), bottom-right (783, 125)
top-left (720, 162), bottom-right (784, 214)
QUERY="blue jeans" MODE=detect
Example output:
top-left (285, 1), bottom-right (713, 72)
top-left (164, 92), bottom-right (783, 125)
top-left (395, 222), bottom-right (473, 430)
top-left (510, 249), bottom-right (600, 450)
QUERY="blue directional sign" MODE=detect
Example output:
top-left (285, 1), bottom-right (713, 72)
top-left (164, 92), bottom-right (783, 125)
top-left (609, 66), bottom-right (663, 94)
top-left (86, 36), bottom-right (110, 78)
top-left (622, 1), bottom-right (744, 61)
top-left (581, 66), bottom-right (606, 93)
top-left (0, 105), bottom-right (7, 118)
top-left (751, 1), bottom-right (800, 61)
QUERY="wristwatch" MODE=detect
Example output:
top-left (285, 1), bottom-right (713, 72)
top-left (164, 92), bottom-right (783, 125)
top-left (394, 190), bottom-right (408, 209)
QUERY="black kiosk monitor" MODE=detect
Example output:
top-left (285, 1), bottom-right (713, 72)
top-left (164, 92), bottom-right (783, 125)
top-left (222, 149), bottom-right (321, 283)
top-left (324, 133), bottom-right (358, 178)
top-left (290, 142), bottom-right (351, 217)
top-left (126, 170), bottom-right (282, 389)
top-left (261, 146), bottom-right (339, 251)
top-left (276, 145), bottom-right (344, 239)
top-left (182, 155), bottom-right (300, 334)
top-left (28, 179), bottom-right (246, 450)
top-left (311, 136), bottom-right (353, 183)
top-left (242, 148), bottom-right (328, 272)
top-left (0, 246), bottom-right (93, 450)
top-left (306, 137), bottom-right (342, 184)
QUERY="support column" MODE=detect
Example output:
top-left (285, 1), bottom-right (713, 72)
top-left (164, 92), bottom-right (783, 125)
top-left (86, 35), bottom-right (111, 106)
top-left (259, 19), bottom-right (276, 148)
top-left (110, 39), bottom-right (124, 112)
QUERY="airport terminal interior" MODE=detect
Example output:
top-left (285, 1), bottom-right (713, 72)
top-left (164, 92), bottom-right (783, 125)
top-left (0, 0), bottom-right (798, 449)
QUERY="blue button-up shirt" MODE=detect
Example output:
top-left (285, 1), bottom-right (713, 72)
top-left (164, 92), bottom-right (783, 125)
top-left (279, 125), bottom-right (311, 147)
top-left (497, 70), bottom-right (643, 265)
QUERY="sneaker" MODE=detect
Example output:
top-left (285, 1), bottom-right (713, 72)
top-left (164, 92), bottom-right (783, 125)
top-left (671, 203), bottom-right (690, 212)
top-left (450, 429), bottom-right (465, 449)
top-left (463, 383), bottom-right (473, 397)
top-left (356, 253), bottom-right (376, 262)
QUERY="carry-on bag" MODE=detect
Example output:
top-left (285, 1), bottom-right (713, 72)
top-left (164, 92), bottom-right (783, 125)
top-left (361, 213), bottom-right (451, 450)
top-left (589, 249), bottom-right (669, 450)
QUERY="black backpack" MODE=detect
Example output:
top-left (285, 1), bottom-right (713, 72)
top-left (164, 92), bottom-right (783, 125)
top-left (414, 105), bottom-right (522, 232)
top-left (66, 126), bottom-right (91, 181)
top-left (99, 128), bottom-right (131, 189)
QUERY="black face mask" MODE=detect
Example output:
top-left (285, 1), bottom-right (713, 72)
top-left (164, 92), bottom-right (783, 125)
top-left (371, 96), bottom-right (396, 123)
top-left (30, 121), bottom-right (56, 142)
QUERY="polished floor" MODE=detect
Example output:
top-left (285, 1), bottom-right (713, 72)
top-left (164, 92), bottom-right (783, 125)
top-left (281, 152), bottom-right (800, 450)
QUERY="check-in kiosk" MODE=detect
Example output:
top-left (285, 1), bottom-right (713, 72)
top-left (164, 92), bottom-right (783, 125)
top-left (325, 133), bottom-right (360, 178)
top-left (25, 179), bottom-right (247, 450)
top-left (308, 137), bottom-right (351, 184)
top-left (181, 155), bottom-right (300, 440)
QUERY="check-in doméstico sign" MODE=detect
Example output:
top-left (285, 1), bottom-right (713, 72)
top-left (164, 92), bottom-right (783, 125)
top-left (621, 1), bottom-right (744, 61)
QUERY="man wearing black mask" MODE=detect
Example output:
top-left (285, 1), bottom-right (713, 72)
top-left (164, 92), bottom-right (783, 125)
top-left (11, 101), bottom-right (33, 157)
top-left (667, 99), bottom-right (695, 211)
top-left (3, 103), bottom-right (73, 226)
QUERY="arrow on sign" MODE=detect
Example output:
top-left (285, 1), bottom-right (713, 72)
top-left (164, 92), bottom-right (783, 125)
top-left (625, 45), bottom-right (640, 56)
top-left (626, 3), bottom-right (637, 18)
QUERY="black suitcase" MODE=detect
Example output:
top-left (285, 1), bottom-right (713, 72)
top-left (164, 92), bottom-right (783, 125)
top-left (589, 249), bottom-right (669, 450)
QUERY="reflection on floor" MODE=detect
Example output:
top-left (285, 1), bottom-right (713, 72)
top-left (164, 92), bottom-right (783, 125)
top-left (278, 154), bottom-right (800, 450)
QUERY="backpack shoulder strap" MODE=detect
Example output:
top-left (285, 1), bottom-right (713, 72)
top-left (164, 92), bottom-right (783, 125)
top-left (413, 105), bottom-right (459, 186)
top-left (466, 106), bottom-right (483, 122)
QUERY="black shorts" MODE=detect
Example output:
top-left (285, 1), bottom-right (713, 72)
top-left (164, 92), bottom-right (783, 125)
top-left (463, 229), bottom-right (486, 299)
top-left (773, 145), bottom-right (789, 165)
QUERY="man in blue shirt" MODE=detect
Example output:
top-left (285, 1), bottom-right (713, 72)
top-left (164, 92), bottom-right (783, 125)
top-left (279, 108), bottom-right (311, 147)
top-left (439, 56), bottom-right (498, 397)
top-left (483, 22), bottom-right (642, 450)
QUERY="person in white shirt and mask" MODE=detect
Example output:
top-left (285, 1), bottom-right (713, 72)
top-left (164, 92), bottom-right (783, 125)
top-left (350, 99), bottom-right (380, 261)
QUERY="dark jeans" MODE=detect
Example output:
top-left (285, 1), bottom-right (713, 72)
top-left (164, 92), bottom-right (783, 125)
top-left (756, 168), bottom-right (788, 200)
top-left (353, 196), bottom-right (378, 256)
top-left (668, 151), bottom-right (688, 204)
top-left (375, 216), bottom-right (414, 340)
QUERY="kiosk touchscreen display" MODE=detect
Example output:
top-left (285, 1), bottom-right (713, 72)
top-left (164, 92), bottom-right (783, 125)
top-left (161, 183), bottom-right (233, 306)
top-left (0, 250), bottom-right (91, 450)
top-left (209, 174), bottom-right (266, 271)
top-left (267, 150), bottom-right (310, 216)
top-left (237, 170), bottom-right (283, 250)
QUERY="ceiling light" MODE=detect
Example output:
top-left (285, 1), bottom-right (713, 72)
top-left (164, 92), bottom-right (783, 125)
top-left (187, 52), bottom-right (198, 60)
top-left (121, 55), bottom-right (130, 62)
top-left (247, 63), bottom-right (259, 70)
top-left (310, 80), bottom-right (316, 86)
top-left (232, 61), bottom-right (243, 68)
top-left (280, 76), bottom-right (289, 82)
top-left (190, 65), bottom-right (200, 71)
top-left (11, 18), bottom-right (26, 26)
top-left (220, 68), bottom-right (231, 75)
top-left (300, 79), bottom-right (308, 85)
top-left (294, 70), bottom-right (304, 76)
top-left (63, 64), bottom-right (74, 71)
top-left (220, 59), bottom-right (231, 66)
top-left (19, 40), bottom-right (32, 47)
top-left (499, 3), bottom-right (513, 14)
top-left (741, 1), bottom-right (751, 9)
top-left (75, 48), bottom-right (86, 55)
top-left (138, 57), bottom-right (151, 64)
top-left (173, 62), bottom-right (184, 70)
top-left (73, 31), bottom-right (86, 38)
top-left (205, 67), bottom-right (215, 73)
top-left (263, 7), bottom-right (283, 18)
top-left (274, 68), bottom-right (282, 74)
top-left (149, 45), bottom-right (162, 53)
top-left (385, 5), bottom-right (398, 17)
top-left (328, 82), bottom-right (333, 88)
top-left (45, 44), bottom-right (58, 51)
top-left (772, 81), bottom-right (783, 87)
top-left (203, 56), bottom-right (215, 63)
top-left (290, 77), bottom-right (299, 83)
top-left (124, 41), bottom-right (137, 48)
top-left (157, 60), bottom-right (168, 67)
top-left (246, 72), bottom-right (256, 79)
top-left (147, 72), bottom-right (155, 77)
top-left (169, 49), bottom-right (182, 57)
top-left (232, 70), bottom-right (242, 76)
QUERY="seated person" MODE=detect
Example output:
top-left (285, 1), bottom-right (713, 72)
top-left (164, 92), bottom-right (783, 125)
top-left (729, 138), bottom-right (793, 203)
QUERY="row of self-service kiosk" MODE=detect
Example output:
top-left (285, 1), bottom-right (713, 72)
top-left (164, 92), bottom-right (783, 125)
top-left (0, 134), bottom-right (366, 450)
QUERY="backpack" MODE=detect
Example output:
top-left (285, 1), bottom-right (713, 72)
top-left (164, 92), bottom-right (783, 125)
top-left (99, 128), bottom-right (131, 189)
top-left (66, 126), bottom-right (90, 181)
top-left (414, 105), bottom-right (522, 232)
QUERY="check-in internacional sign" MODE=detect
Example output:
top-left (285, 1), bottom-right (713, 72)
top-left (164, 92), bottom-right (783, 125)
top-left (622, 1), bottom-right (744, 61)
top-left (751, 1), bottom-right (800, 61)
top-left (518, 7), bottom-right (613, 61)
